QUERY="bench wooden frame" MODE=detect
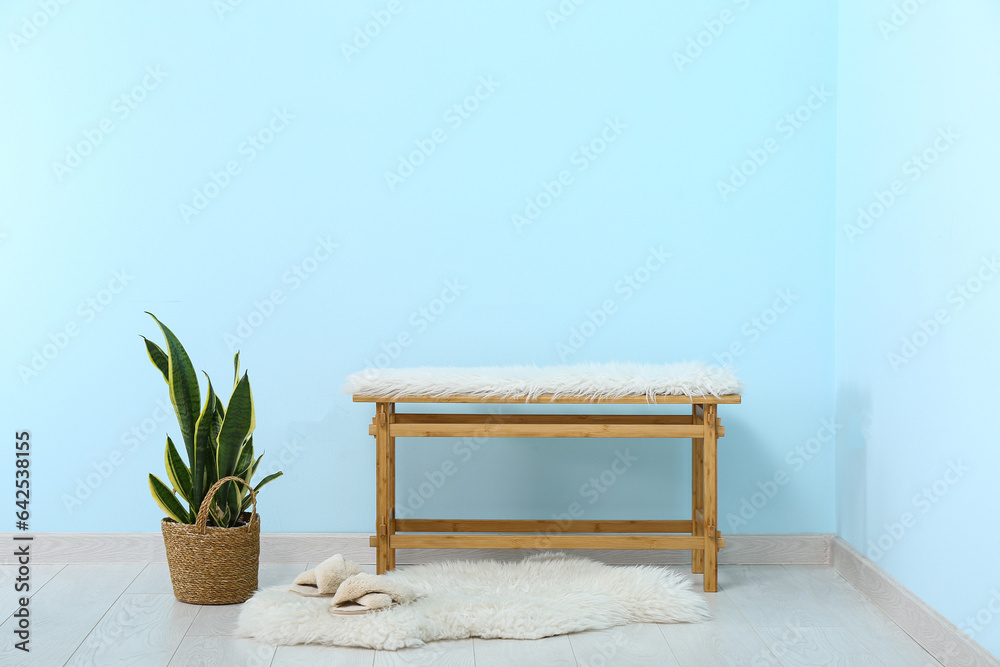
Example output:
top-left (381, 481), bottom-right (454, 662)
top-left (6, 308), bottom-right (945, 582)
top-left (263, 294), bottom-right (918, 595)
top-left (353, 393), bottom-right (741, 592)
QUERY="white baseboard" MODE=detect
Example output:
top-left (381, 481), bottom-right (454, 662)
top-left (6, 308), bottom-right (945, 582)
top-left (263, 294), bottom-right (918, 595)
top-left (1, 531), bottom-right (828, 565)
top-left (831, 536), bottom-right (999, 667)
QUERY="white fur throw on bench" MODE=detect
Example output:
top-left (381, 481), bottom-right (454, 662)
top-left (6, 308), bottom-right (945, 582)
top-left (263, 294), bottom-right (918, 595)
top-left (343, 362), bottom-right (742, 401)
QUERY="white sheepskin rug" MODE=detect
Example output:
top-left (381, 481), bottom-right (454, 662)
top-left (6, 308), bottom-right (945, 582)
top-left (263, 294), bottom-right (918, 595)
top-left (236, 554), bottom-right (709, 650)
top-left (343, 361), bottom-right (742, 401)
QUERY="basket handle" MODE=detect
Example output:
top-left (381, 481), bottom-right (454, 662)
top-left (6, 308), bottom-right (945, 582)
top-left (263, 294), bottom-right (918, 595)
top-left (195, 476), bottom-right (257, 534)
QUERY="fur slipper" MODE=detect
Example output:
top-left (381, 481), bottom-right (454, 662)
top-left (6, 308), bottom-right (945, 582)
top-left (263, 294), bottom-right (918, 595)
top-left (329, 573), bottom-right (420, 615)
top-left (289, 554), bottom-right (363, 597)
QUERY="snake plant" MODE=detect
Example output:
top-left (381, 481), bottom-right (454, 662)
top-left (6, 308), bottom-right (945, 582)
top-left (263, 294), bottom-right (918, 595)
top-left (142, 313), bottom-right (281, 527)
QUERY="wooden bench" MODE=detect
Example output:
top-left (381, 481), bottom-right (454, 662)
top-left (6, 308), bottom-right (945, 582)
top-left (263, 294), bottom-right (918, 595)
top-left (352, 391), bottom-right (740, 592)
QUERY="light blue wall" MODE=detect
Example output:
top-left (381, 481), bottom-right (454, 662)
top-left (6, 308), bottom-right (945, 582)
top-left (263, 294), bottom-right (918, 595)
top-left (835, 0), bottom-right (1000, 657)
top-left (2, 3), bottom-right (836, 540)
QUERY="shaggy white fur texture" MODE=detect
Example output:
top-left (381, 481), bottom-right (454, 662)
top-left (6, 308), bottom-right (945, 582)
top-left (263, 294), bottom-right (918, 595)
top-left (237, 554), bottom-right (709, 650)
top-left (343, 362), bottom-right (742, 401)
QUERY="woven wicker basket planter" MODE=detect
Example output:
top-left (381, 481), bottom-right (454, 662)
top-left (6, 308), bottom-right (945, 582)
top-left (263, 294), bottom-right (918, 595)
top-left (161, 476), bottom-right (260, 605)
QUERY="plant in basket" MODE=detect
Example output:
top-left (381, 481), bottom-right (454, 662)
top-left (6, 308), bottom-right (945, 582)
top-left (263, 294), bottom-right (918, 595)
top-left (142, 313), bottom-right (282, 604)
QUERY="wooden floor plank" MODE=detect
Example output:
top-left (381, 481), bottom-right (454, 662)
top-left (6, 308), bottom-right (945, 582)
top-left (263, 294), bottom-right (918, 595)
top-left (569, 624), bottom-right (679, 666)
top-left (126, 563), bottom-right (175, 595)
top-left (187, 604), bottom-right (244, 639)
top-left (658, 588), bottom-right (781, 666)
top-left (721, 565), bottom-right (842, 627)
top-left (473, 635), bottom-right (576, 666)
top-left (0, 562), bottom-right (145, 666)
top-left (65, 594), bottom-right (198, 666)
top-left (783, 566), bottom-right (942, 666)
top-left (784, 565), bottom-right (941, 667)
top-left (756, 625), bottom-right (882, 666)
top-left (272, 644), bottom-right (374, 666)
top-left (374, 638), bottom-right (474, 666)
top-left (168, 635), bottom-right (275, 666)
top-left (0, 564), bottom-right (65, 622)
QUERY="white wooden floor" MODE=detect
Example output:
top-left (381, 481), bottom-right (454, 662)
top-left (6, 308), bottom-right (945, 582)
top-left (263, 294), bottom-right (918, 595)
top-left (0, 562), bottom-right (944, 666)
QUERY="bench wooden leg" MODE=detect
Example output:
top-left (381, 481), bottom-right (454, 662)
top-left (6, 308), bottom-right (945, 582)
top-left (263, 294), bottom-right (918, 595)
top-left (375, 402), bottom-right (395, 574)
top-left (388, 406), bottom-right (396, 571)
top-left (692, 451), bottom-right (704, 574)
top-left (703, 403), bottom-right (719, 592)
top-left (691, 405), bottom-right (704, 575)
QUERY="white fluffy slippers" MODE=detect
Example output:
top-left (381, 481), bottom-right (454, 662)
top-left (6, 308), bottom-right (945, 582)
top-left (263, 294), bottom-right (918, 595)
top-left (289, 554), bottom-right (420, 615)
top-left (289, 554), bottom-right (363, 597)
top-left (329, 572), bottom-right (421, 615)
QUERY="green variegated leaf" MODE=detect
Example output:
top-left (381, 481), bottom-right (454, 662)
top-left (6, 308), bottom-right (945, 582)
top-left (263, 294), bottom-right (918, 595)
top-left (217, 373), bottom-right (253, 479)
top-left (141, 336), bottom-right (169, 383)
top-left (224, 483), bottom-right (241, 525)
top-left (234, 467), bottom-right (253, 515)
top-left (248, 453), bottom-right (264, 481)
top-left (147, 314), bottom-right (201, 464)
top-left (191, 376), bottom-right (218, 512)
top-left (233, 352), bottom-right (240, 391)
top-left (164, 436), bottom-right (192, 505)
top-left (150, 474), bottom-right (190, 523)
top-left (254, 471), bottom-right (282, 495)
top-left (234, 436), bottom-right (254, 478)
top-left (217, 475), bottom-right (243, 528)
top-left (213, 399), bottom-right (225, 443)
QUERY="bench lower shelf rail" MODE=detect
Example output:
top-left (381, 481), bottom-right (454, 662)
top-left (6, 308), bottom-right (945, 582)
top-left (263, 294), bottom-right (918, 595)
top-left (369, 532), bottom-right (726, 550)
